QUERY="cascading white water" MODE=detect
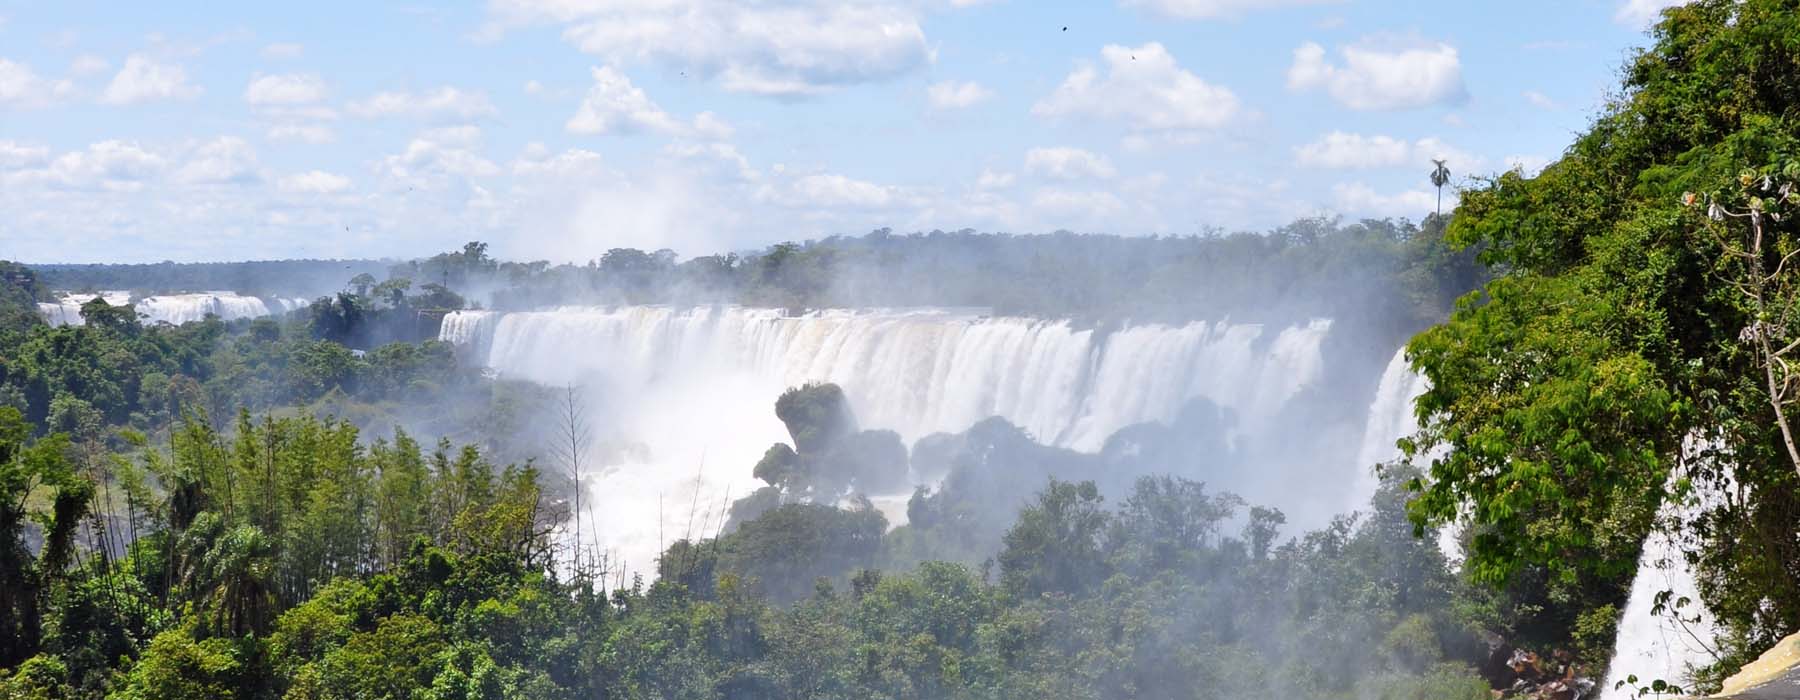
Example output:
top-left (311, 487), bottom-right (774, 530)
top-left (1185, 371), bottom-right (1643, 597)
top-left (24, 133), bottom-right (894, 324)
top-left (38, 291), bottom-right (310, 326)
top-left (1602, 465), bottom-right (1722, 699)
top-left (37, 291), bottom-right (132, 326)
top-left (1353, 348), bottom-right (1431, 511)
top-left (442, 305), bottom-right (1339, 578)
top-left (1353, 347), bottom-right (1464, 567)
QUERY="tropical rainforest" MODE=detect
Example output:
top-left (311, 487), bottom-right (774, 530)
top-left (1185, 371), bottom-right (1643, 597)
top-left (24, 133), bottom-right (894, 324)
top-left (2, 2), bottom-right (1798, 698)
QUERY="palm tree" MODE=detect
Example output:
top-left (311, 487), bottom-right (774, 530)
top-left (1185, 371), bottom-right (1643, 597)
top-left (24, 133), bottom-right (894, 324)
top-left (1430, 159), bottom-right (1452, 217)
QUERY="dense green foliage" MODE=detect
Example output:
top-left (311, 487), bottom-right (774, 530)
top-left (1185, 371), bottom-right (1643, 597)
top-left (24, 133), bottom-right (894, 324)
top-left (1, 391), bottom-right (1502, 699)
top-left (1401, 0), bottom-right (1800, 689)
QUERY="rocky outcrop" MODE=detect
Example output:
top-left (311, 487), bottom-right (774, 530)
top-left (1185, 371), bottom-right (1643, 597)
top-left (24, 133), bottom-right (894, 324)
top-left (1714, 632), bottom-right (1800, 699)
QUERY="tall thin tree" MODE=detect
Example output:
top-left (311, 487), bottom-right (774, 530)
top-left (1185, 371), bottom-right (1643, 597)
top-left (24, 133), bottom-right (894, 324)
top-left (1430, 159), bottom-right (1452, 218)
top-left (554, 385), bottom-right (597, 572)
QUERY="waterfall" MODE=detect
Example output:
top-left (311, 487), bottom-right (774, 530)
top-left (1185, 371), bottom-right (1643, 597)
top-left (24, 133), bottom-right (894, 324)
top-left (1353, 347), bottom-right (1464, 566)
top-left (1602, 465), bottom-right (1723, 699)
top-left (39, 291), bottom-right (310, 326)
top-left (1352, 348), bottom-right (1430, 510)
top-left (441, 305), bottom-right (1347, 578)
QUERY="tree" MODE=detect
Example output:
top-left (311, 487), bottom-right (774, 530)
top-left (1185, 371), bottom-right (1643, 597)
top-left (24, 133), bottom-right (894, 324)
top-left (997, 480), bottom-right (1109, 598)
top-left (553, 384), bottom-right (598, 572)
top-left (1400, 0), bottom-right (1800, 680)
top-left (348, 273), bottom-right (378, 298)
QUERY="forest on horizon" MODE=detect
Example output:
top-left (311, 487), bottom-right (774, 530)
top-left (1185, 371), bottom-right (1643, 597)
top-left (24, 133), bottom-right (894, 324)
top-left (5, 2), bottom-right (1800, 699)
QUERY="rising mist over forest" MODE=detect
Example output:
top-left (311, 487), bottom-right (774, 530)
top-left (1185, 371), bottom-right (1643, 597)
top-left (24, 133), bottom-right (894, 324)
top-left (7, 1), bottom-right (1800, 700)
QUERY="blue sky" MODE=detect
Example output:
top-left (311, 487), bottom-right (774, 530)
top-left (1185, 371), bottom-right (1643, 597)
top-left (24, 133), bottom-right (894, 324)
top-left (0, 0), bottom-right (1684, 263)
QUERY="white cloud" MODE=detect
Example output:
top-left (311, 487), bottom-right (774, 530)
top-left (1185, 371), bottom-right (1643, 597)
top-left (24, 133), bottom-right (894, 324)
top-left (524, 79), bottom-right (544, 95)
top-left (1332, 181), bottom-right (1448, 219)
top-left (0, 140), bottom-right (50, 170)
top-left (267, 124), bottom-right (336, 144)
top-left (793, 174), bottom-right (906, 208)
top-left (378, 131), bottom-right (500, 183)
top-left (567, 66), bottom-right (733, 140)
top-left (927, 80), bottom-right (992, 110)
top-left (175, 137), bottom-right (261, 185)
top-left (1122, 0), bottom-right (1338, 20)
top-left (422, 125), bottom-right (483, 147)
top-left (1615, 0), bottom-right (1688, 27)
top-left (1031, 188), bottom-right (1127, 220)
top-left (261, 42), bottom-right (304, 59)
top-left (1034, 43), bottom-right (1240, 136)
top-left (1522, 90), bottom-right (1558, 110)
top-left (26, 140), bottom-right (167, 191)
top-left (976, 169), bottom-right (1015, 189)
top-left (484, 0), bottom-right (931, 97)
top-left (245, 73), bottom-right (327, 105)
top-left (755, 170), bottom-right (924, 211)
top-left (1024, 147), bottom-right (1117, 180)
top-left (348, 86), bottom-right (497, 120)
top-left (69, 55), bottom-right (110, 77)
top-left (0, 59), bottom-right (73, 108)
top-left (1287, 39), bottom-right (1466, 110)
top-left (1294, 132), bottom-right (1479, 170)
top-left (567, 65), bottom-right (686, 136)
top-left (691, 112), bottom-right (734, 140)
top-left (512, 146), bottom-right (605, 178)
top-left (100, 54), bottom-right (201, 105)
top-left (279, 170), bottom-right (351, 194)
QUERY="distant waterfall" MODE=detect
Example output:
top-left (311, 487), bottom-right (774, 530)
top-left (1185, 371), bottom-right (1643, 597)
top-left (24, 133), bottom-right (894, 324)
top-left (442, 306), bottom-right (1331, 451)
top-left (442, 305), bottom-right (1344, 575)
top-left (1353, 347), bottom-right (1463, 566)
top-left (39, 291), bottom-right (310, 326)
top-left (1353, 348), bottom-right (1430, 509)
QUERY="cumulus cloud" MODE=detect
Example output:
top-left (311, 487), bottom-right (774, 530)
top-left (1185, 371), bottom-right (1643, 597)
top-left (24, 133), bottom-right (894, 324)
top-left (1615, 0), bottom-right (1688, 27)
top-left (69, 55), bottom-right (110, 78)
top-left (1034, 43), bottom-right (1239, 137)
top-left (976, 169), bottom-right (1015, 189)
top-left (348, 87), bottom-right (497, 120)
top-left (279, 170), bottom-right (351, 194)
top-left (1122, 0), bottom-right (1338, 20)
top-left (1522, 90), bottom-right (1558, 110)
top-left (245, 73), bottom-right (327, 105)
top-left (267, 124), bottom-right (336, 144)
top-left (377, 130), bottom-right (500, 183)
top-left (175, 137), bottom-right (261, 186)
top-left (759, 172), bottom-right (923, 210)
top-left (1294, 132), bottom-right (1478, 170)
top-left (0, 140), bottom-right (50, 170)
top-left (24, 140), bottom-right (167, 191)
top-left (1025, 147), bottom-right (1117, 180)
top-left (567, 66), bottom-right (732, 139)
top-left (101, 54), bottom-right (202, 105)
top-left (1331, 181), bottom-right (1447, 219)
top-left (0, 58), bottom-right (74, 108)
top-left (927, 80), bottom-right (992, 110)
top-left (483, 0), bottom-right (931, 97)
top-left (1287, 39), bottom-right (1466, 110)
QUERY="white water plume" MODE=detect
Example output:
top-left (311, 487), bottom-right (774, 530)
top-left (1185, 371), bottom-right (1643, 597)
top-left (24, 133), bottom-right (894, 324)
top-left (39, 291), bottom-right (310, 326)
top-left (442, 305), bottom-right (1349, 578)
top-left (1602, 448), bottom-right (1725, 700)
